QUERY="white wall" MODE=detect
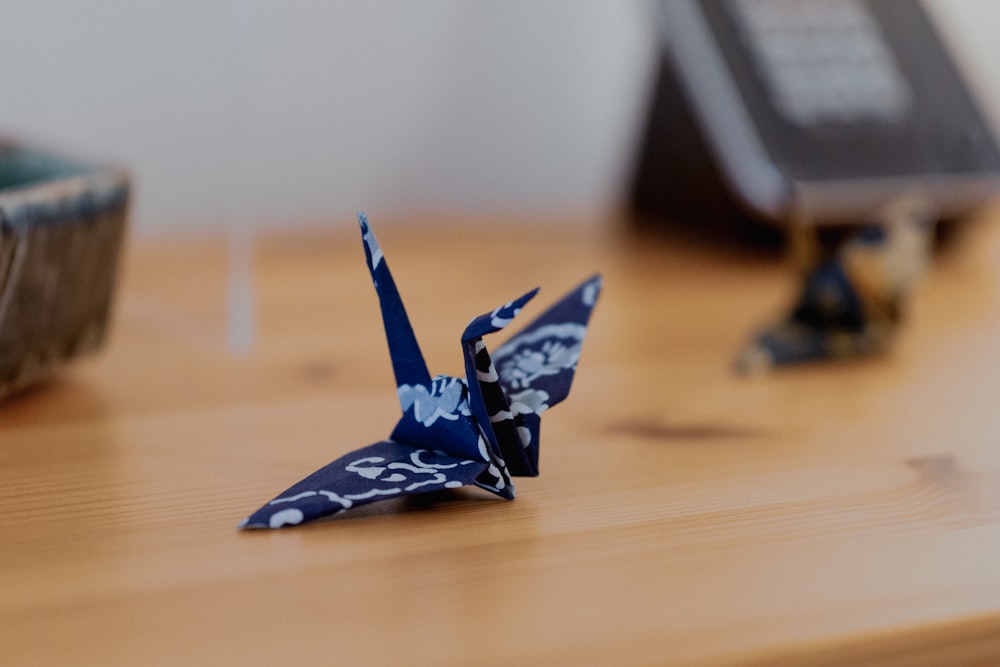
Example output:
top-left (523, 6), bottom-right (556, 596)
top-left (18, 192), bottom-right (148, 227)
top-left (922, 0), bottom-right (1000, 138)
top-left (1, 1), bottom-right (657, 235)
top-left (1, 1), bottom-right (997, 236)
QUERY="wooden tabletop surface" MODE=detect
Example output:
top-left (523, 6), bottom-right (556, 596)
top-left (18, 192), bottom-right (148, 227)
top-left (4, 212), bottom-right (1000, 665)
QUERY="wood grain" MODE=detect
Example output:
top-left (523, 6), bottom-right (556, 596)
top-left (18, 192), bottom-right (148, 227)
top-left (4, 212), bottom-right (1000, 665)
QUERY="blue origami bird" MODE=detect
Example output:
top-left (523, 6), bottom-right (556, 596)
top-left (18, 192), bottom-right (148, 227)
top-left (240, 214), bottom-right (601, 529)
top-left (736, 202), bottom-right (932, 373)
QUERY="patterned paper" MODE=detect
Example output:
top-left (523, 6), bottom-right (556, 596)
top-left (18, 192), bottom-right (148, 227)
top-left (240, 214), bottom-right (601, 529)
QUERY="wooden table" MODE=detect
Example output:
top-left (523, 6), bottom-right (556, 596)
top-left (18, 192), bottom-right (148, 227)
top-left (5, 212), bottom-right (1000, 665)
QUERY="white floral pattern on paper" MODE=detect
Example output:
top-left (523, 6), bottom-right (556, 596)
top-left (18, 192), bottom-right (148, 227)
top-left (398, 375), bottom-right (470, 426)
top-left (258, 449), bottom-right (477, 525)
top-left (268, 489), bottom-right (354, 511)
top-left (268, 508), bottom-right (305, 528)
top-left (361, 220), bottom-right (383, 269)
top-left (489, 299), bottom-right (522, 329)
top-left (582, 279), bottom-right (600, 307)
top-left (508, 388), bottom-right (551, 415)
top-left (344, 449), bottom-right (474, 494)
top-left (494, 323), bottom-right (586, 390)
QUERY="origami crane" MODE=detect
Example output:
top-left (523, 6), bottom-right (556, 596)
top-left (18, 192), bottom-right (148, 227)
top-left (736, 198), bottom-right (932, 372)
top-left (240, 214), bottom-right (601, 529)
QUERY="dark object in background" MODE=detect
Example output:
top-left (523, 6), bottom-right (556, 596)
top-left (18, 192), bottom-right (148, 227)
top-left (631, 0), bottom-right (1000, 230)
top-left (0, 141), bottom-right (129, 399)
top-left (735, 197), bottom-right (933, 372)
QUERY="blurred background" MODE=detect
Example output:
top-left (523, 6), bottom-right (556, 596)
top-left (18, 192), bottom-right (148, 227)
top-left (2, 0), bottom-right (998, 237)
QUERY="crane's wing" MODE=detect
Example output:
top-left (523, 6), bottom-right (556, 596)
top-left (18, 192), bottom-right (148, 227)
top-left (239, 439), bottom-right (512, 530)
top-left (491, 274), bottom-right (602, 472)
